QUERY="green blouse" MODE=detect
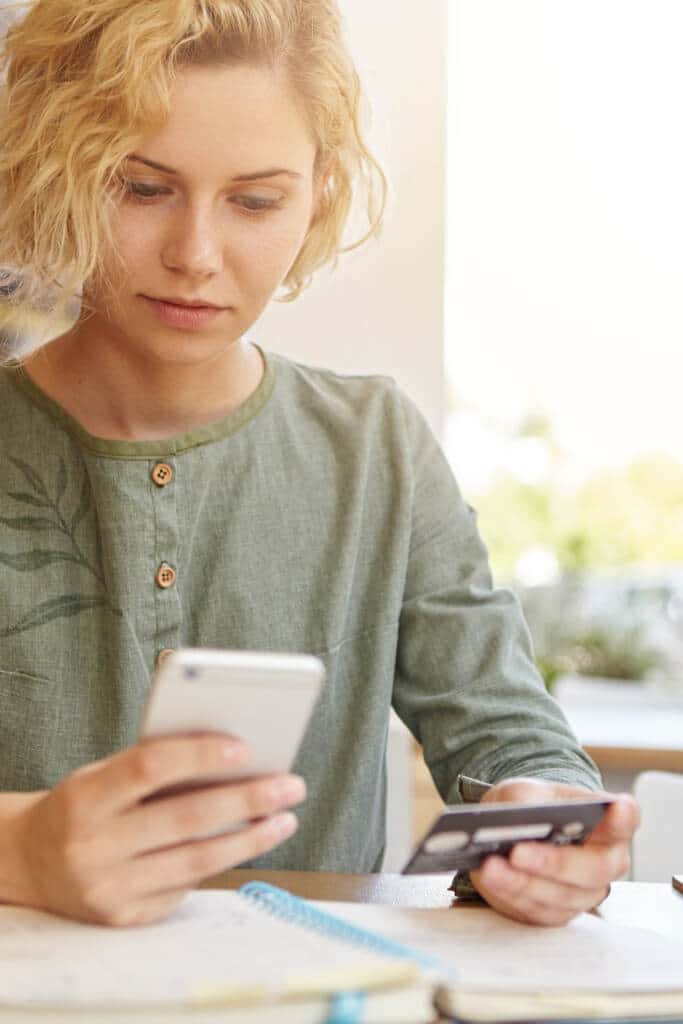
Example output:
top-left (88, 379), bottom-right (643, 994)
top-left (0, 344), bottom-right (600, 871)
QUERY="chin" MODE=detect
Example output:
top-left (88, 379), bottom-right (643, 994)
top-left (127, 327), bottom-right (240, 367)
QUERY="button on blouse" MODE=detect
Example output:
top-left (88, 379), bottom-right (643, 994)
top-left (151, 462), bottom-right (174, 487)
top-left (155, 563), bottom-right (177, 589)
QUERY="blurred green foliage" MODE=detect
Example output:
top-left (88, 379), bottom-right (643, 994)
top-left (469, 444), bottom-right (683, 689)
top-left (474, 452), bottom-right (683, 579)
top-left (534, 628), bottom-right (661, 692)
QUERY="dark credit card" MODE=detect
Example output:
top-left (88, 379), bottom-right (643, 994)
top-left (402, 797), bottom-right (613, 874)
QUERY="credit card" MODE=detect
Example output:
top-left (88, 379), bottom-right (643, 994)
top-left (402, 797), bottom-right (613, 874)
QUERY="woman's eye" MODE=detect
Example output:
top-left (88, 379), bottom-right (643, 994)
top-left (122, 181), bottom-right (282, 212)
top-left (125, 182), bottom-right (167, 201)
top-left (232, 195), bottom-right (283, 213)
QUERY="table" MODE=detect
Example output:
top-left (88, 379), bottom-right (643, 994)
top-left (2, 873), bottom-right (679, 1024)
top-left (554, 676), bottom-right (683, 782)
top-left (203, 870), bottom-right (683, 943)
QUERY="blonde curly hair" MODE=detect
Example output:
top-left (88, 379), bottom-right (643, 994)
top-left (0, 0), bottom-right (387, 356)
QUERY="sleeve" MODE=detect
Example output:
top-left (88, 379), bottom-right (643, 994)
top-left (390, 386), bottom-right (602, 804)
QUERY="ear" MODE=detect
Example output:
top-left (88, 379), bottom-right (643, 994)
top-left (309, 154), bottom-right (336, 228)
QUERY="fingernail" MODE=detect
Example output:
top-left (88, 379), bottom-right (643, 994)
top-left (221, 742), bottom-right (249, 763)
top-left (481, 855), bottom-right (509, 882)
top-left (270, 777), bottom-right (306, 804)
top-left (512, 844), bottom-right (544, 870)
top-left (270, 812), bottom-right (298, 839)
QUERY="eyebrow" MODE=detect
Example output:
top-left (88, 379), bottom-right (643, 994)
top-left (127, 154), bottom-right (303, 182)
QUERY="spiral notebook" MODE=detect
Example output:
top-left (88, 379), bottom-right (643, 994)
top-left (320, 900), bottom-right (683, 1024)
top-left (1, 882), bottom-right (683, 1023)
top-left (0, 882), bottom-right (447, 1019)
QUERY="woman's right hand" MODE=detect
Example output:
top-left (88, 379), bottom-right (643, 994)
top-left (10, 734), bottom-right (305, 926)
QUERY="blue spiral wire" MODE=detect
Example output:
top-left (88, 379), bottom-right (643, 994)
top-left (238, 880), bottom-right (455, 977)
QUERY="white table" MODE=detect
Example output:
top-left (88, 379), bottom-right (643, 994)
top-left (555, 676), bottom-right (683, 787)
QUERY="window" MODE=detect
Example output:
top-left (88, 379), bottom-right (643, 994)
top-left (445, 2), bottom-right (683, 710)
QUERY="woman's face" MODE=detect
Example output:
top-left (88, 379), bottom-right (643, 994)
top-left (85, 62), bottom-right (318, 366)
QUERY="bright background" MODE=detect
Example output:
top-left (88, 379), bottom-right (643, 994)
top-left (447, 0), bottom-right (683, 481)
top-left (443, 0), bottom-right (683, 692)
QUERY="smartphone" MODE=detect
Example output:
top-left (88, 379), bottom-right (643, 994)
top-left (138, 647), bottom-right (325, 799)
top-left (402, 796), bottom-right (614, 874)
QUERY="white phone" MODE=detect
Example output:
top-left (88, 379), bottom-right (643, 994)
top-left (138, 647), bottom-right (325, 797)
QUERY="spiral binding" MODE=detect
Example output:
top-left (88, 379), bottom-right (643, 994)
top-left (238, 881), bottom-right (455, 979)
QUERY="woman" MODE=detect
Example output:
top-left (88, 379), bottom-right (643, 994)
top-left (0, 0), bottom-right (637, 927)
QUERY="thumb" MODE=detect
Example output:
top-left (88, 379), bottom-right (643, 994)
top-left (586, 793), bottom-right (640, 847)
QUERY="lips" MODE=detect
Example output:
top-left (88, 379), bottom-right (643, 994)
top-left (141, 295), bottom-right (226, 328)
top-left (146, 296), bottom-right (224, 309)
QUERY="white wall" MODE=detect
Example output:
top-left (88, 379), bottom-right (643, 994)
top-left (253, 0), bottom-right (449, 439)
top-left (447, 0), bottom-right (683, 471)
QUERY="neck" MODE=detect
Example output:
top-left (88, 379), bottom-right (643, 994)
top-left (23, 322), bottom-right (264, 441)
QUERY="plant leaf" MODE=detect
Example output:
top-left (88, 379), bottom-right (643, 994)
top-left (6, 492), bottom-right (52, 509)
top-left (70, 473), bottom-right (91, 533)
top-left (0, 515), bottom-right (55, 531)
top-left (0, 550), bottom-right (80, 571)
top-left (0, 594), bottom-right (110, 638)
top-left (7, 455), bottom-right (49, 498)
top-left (55, 458), bottom-right (67, 512)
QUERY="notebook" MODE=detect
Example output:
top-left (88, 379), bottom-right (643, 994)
top-left (0, 881), bottom-right (444, 1021)
top-left (1, 882), bottom-right (683, 1023)
top-left (315, 899), bottom-right (683, 1023)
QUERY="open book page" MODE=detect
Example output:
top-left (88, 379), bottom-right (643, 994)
top-left (313, 901), bottom-right (683, 993)
top-left (0, 892), bottom-right (418, 1010)
top-left (0, 987), bottom-right (437, 1024)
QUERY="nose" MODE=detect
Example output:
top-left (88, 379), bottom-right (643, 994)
top-left (161, 201), bottom-right (224, 278)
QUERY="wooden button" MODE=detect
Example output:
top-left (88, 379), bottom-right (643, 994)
top-left (155, 563), bottom-right (177, 589)
top-left (151, 462), bottom-right (174, 487)
top-left (155, 647), bottom-right (176, 670)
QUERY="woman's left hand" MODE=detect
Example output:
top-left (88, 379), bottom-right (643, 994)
top-left (468, 777), bottom-right (640, 926)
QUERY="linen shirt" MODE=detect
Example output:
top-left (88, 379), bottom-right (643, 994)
top-left (0, 344), bottom-right (601, 871)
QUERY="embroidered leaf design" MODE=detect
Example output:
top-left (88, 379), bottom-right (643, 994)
top-left (7, 455), bottom-right (49, 498)
top-left (0, 594), bottom-right (110, 638)
top-left (6, 492), bottom-right (53, 509)
top-left (1, 457), bottom-right (116, 635)
top-left (0, 550), bottom-right (80, 571)
top-left (70, 473), bottom-right (91, 533)
top-left (0, 515), bottom-right (55, 531)
top-left (55, 458), bottom-right (67, 513)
